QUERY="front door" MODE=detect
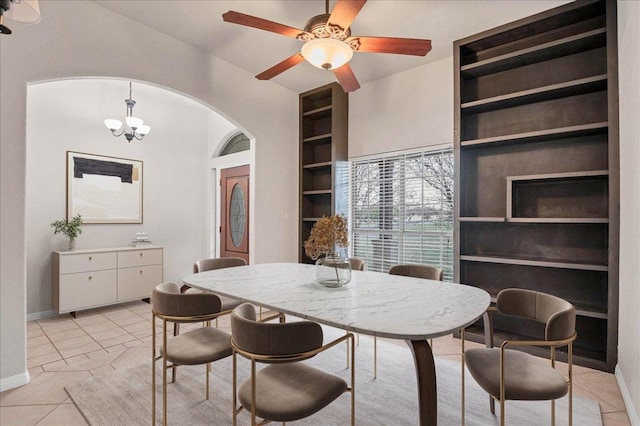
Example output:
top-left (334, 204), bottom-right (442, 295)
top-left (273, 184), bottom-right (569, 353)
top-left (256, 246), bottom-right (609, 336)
top-left (220, 165), bottom-right (249, 263)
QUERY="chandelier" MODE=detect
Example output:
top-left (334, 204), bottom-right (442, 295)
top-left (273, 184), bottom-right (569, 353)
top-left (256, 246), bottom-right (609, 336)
top-left (104, 82), bottom-right (150, 142)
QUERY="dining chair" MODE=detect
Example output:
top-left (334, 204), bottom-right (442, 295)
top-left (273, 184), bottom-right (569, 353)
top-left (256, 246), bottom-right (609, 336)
top-left (463, 288), bottom-right (577, 425)
top-left (151, 282), bottom-right (232, 426)
top-left (175, 257), bottom-right (247, 337)
top-left (231, 303), bottom-right (355, 426)
top-left (373, 263), bottom-right (443, 378)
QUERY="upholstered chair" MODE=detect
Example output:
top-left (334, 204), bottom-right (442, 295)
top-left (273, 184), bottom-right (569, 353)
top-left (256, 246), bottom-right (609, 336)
top-left (388, 263), bottom-right (443, 281)
top-left (349, 257), bottom-right (365, 272)
top-left (174, 257), bottom-right (247, 337)
top-left (192, 257), bottom-right (246, 312)
top-left (231, 303), bottom-right (355, 425)
top-left (463, 288), bottom-right (577, 425)
top-left (374, 263), bottom-right (443, 378)
top-left (151, 282), bottom-right (232, 426)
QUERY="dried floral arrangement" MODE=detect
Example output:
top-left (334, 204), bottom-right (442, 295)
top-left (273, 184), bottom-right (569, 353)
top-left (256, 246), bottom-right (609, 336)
top-left (304, 214), bottom-right (349, 260)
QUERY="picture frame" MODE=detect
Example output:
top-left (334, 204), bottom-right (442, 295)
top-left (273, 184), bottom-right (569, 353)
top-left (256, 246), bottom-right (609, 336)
top-left (67, 151), bottom-right (143, 224)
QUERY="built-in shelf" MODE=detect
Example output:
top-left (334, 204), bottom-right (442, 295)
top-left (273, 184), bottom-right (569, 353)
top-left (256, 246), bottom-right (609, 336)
top-left (461, 75), bottom-right (607, 114)
top-left (299, 83), bottom-right (348, 264)
top-left (461, 28), bottom-right (606, 78)
top-left (302, 189), bottom-right (332, 195)
top-left (303, 105), bottom-right (332, 118)
top-left (460, 254), bottom-right (608, 271)
top-left (459, 217), bottom-right (506, 222)
top-left (506, 217), bottom-right (609, 224)
top-left (461, 122), bottom-right (608, 147)
top-left (303, 133), bottom-right (332, 143)
top-left (508, 169), bottom-right (609, 181)
top-left (303, 161), bottom-right (332, 169)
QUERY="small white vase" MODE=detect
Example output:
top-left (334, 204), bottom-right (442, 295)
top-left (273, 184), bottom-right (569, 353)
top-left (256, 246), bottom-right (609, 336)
top-left (69, 238), bottom-right (76, 251)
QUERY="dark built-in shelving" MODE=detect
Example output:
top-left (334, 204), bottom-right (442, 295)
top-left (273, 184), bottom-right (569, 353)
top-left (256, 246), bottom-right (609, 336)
top-left (299, 83), bottom-right (349, 264)
top-left (454, 0), bottom-right (619, 372)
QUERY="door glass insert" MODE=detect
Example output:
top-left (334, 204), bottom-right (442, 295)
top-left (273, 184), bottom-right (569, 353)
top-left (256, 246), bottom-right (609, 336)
top-left (230, 183), bottom-right (246, 246)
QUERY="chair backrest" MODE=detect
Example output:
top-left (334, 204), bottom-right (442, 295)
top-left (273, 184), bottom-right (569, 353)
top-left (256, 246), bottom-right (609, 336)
top-left (496, 288), bottom-right (576, 341)
top-left (193, 257), bottom-right (247, 273)
top-left (152, 281), bottom-right (222, 318)
top-left (349, 258), bottom-right (365, 271)
top-left (231, 303), bottom-right (323, 358)
top-left (388, 263), bottom-right (443, 281)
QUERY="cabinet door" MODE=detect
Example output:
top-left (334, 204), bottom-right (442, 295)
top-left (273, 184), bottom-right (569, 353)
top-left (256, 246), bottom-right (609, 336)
top-left (60, 252), bottom-right (117, 274)
top-left (59, 270), bottom-right (117, 312)
top-left (117, 265), bottom-right (163, 301)
top-left (118, 249), bottom-right (163, 268)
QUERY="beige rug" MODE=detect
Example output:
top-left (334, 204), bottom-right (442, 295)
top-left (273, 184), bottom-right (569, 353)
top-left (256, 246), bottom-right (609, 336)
top-left (66, 327), bottom-right (601, 425)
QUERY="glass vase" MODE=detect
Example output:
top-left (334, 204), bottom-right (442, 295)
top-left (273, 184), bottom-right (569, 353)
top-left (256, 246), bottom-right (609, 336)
top-left (315, 253), bottom-right (351, 288)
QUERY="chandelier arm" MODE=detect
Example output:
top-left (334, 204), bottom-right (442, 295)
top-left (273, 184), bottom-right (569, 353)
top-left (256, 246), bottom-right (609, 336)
top-left (111, 128), bottom-right (126, 138)
top-left (133, 132), bottom-right (144, 141)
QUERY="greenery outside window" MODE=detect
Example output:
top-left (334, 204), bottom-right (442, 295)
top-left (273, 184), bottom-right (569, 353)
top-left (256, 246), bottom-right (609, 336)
top-left (350, 146), bottom-right (454, 280)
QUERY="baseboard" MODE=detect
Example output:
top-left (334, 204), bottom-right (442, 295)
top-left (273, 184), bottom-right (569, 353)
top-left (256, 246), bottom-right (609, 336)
top-left (0, 371), bottom-right (30, 392)
top-left (26, 309), bottom-right (58, 322)
top-left (615, 364), bottom-right (640, 426)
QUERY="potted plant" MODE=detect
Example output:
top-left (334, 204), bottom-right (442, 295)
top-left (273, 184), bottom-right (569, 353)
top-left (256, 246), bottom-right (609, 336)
top-left (304, 214), bottom-right (351, 287)
top-left (51, 214), bottom-right (83, 250)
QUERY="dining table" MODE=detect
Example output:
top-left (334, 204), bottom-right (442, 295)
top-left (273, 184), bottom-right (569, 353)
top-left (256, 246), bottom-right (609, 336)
top-left (182, 262), bottom-right (490, 425)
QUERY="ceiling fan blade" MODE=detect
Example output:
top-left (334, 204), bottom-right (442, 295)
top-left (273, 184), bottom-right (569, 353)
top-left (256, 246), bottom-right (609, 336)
top-left (326, 0), bottom-right (367, 32)
top-left (333, 63), bottom-right (360, 92)
top-left (256, 53), bottom-right (305, 80)
top-left (223, 11), bottom-right (310, 39)
top-left (348, 36), bottom-right (432, 56)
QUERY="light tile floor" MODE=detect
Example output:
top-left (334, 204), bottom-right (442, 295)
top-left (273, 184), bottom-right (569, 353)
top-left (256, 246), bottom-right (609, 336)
top-left (0, 301), bottom-right (631, 425)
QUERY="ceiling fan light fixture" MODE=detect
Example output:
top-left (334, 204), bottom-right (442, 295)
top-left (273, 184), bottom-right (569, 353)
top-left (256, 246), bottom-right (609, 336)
top-left (301, 38), bottom-right (353, 71)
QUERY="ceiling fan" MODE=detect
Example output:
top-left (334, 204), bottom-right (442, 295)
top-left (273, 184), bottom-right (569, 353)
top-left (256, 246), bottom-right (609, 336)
top-left (222, 0), bottom-right (432, 92)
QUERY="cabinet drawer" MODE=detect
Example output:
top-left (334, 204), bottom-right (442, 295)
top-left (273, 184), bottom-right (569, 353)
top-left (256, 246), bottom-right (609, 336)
top-left (59, 270), bottom-right (117, 312)
top-left (59, 252), bottom-right (117, 274)
top-left (118, 249), bottom-right (163, 268)
top-left (117, 264), bottom-right (163, 301)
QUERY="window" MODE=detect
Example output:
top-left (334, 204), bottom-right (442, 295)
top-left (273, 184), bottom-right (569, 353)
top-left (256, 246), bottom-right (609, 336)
top-left (220, 132), bottom-right (250, 156)
top-left (350, 147), bottom-right (454, 280)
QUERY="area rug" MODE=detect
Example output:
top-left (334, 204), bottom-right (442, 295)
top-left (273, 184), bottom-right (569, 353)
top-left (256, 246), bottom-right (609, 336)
top-left (66, 327), bottom-right (601, 425)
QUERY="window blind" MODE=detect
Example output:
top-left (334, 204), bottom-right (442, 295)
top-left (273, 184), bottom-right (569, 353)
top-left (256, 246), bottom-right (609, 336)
top-left (350, 147), bottom-right (454, 280)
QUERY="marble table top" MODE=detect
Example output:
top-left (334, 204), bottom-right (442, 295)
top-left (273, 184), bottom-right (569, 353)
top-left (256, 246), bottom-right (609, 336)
top-left (183, 262), bottom-right (490, 340)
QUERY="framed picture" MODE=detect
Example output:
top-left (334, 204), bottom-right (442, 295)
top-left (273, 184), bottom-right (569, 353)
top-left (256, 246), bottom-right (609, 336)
top-left (67, 151), bottom-right (143, 223)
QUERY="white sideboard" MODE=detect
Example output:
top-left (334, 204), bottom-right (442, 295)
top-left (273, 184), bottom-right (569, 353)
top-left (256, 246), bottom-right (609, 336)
top-left (52, 246), bottom-right (163, 315)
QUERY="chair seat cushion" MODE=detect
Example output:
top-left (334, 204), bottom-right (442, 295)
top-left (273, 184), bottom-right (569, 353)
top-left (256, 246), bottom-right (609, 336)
top-left (238, 363), bottom-right (348, 422)
top-left (162, 327), bottom-right (231, 365)
top-left (465, 348), bottom-right (568, 401)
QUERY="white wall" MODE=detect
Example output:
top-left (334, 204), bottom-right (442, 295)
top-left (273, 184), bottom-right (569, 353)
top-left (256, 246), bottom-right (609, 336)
top-left (25, 79), bottom-right (215, 316)
top-left (349, 57), bottom-right (454, 158)
top-left (1, 0), bottom-right (297, 389)
top-left (617, 0), bottom-right (640, 422)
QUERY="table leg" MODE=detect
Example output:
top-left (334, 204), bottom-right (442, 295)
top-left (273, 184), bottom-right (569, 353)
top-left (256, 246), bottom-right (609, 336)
top-left (406, 339), bottom-right (437, 425)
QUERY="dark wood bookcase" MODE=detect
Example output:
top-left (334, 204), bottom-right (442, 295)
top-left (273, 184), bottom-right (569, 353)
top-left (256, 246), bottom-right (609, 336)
top-left (454, 0), bottom-right (619, 371)
top-left (299, 83), bottom-right (349, 264)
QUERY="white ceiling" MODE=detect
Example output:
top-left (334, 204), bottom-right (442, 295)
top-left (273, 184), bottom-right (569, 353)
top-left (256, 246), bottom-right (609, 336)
top-left (93, 0), bottom-right (570, 94)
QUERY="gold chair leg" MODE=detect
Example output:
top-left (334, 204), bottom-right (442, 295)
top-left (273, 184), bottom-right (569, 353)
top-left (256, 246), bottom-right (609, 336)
top-left (461, 328), bottom-right (465, 426)
top-left (345, 330), bottom-right (350, 369)
top-left (162, 319), bottom-right (168, 426)
top-left (350, 334), bottom-right (356, 426)
top-left (232, 352), bottom-right (237, 426)
top-left (206, 362), bottom-right (210, 399)
top-left (569, 343), bottom-right (573, 426)
top-left (152, 314), bottom-right (157, 425)
top-left (374, 336), bottom-right (377, 379)
top-left (251, 359), bottom-right (257, 426)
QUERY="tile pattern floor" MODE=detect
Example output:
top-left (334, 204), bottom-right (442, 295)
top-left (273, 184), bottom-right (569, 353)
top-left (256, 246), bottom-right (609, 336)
top-left (0, 300), bottom-right (632, 425)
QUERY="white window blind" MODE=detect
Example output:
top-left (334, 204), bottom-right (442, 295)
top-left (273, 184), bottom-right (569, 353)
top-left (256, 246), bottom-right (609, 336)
top-left (350, 147), bottom-right (454, 280)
